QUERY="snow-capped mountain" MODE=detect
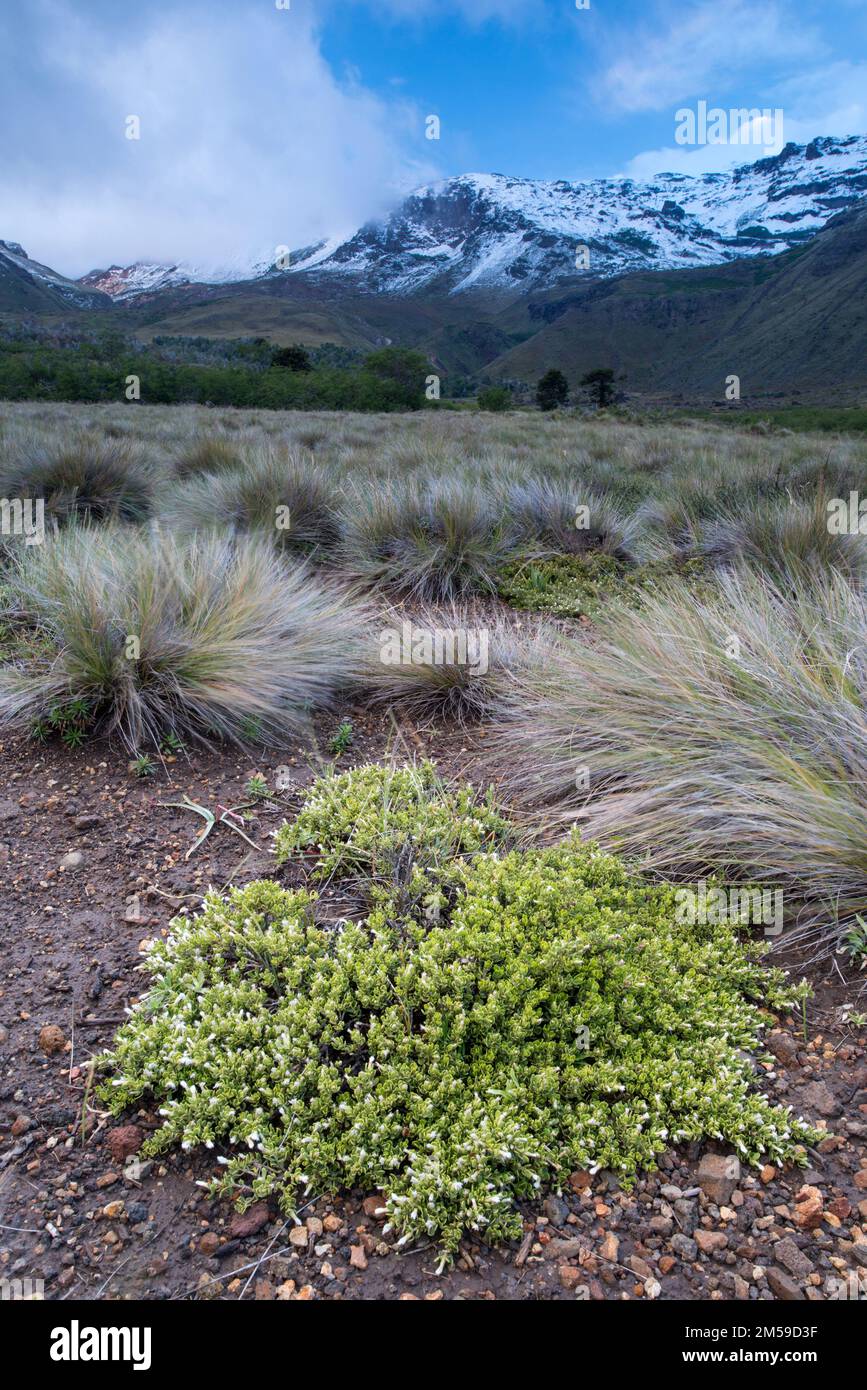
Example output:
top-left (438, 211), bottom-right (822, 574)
top-left (289, 136), bottom-right (867, 294)
top-left (0, 239), bottom-right (107, 309)
top-left (6, 136), bottom-right (867, 306)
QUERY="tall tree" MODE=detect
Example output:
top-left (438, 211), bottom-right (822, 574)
top-left (536, 368), bottom-right (569, 411)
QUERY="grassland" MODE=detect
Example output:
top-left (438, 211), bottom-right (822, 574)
top-left (1, 398), bottom-right (865, 963)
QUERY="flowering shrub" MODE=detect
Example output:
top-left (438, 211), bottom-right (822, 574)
top-left (100, 767), bottom-right (817, 1261)
top-left (273, 760), bottom-right (512, 883)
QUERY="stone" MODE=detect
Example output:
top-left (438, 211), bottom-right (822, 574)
top-left (793, 1186), bottom-right (824, 1230)
top-left (38, 1024), bottom-right (67, 1056)
top-left (199, 1233), bottom-right (220, 1256)
top-left (629, 1254), bottom-right (654, 1280)
top-left (799, 1081), bottom-right (839, 1118)
top-left (544, 1195), bottom-right (570, 1226)
top-left (349, 1244), bottom-right (368, 1271)
top-left (228, 1202), bottom-right (270, 1240)
top-left (599, 1232), bottom-right (619, 1262)
top-left (671, 1234), bottom-right (698, 1261)
top-left (558, 1265), bottom-right (584, 1291)
top-left (106, 1126), bottom-right (142, 1164)
top-left (697, 1153), bottom-right (741, 1205)
top-left (767, 1267), bottom-right (805, 1301)
top-left (774, 1238), bottom-right (814, 1280)
top-left (695, 1230), bottom-right (728, 1254)
top-left (288, 1227), bottom-right (308, 1249)
top-left (59, 851), bottom-right (84, 870)
top-left (766, 1033), bottom-right (799, 1067)
top-left (852, 1244), bottom-right (867, 1269)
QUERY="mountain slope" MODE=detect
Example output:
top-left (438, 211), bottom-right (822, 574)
top-left (484, 201), bottom-right (867, 398)
top-left (288, 137), bottom-right (867, 296)
top-left (0, 241), bottom-right (109, 312)
top-left (66, 135), bottom-right (867, 304)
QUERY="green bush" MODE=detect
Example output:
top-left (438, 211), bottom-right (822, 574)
top-left (273, 761), bottom-right (511, 888)
top-left (477, 386), bottom-right (512, 412)
top-left (99, 772), bottom-right (816, 1260)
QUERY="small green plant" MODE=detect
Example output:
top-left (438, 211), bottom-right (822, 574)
top-left (31, 698), bottom-right (95, 747)
top-left (245, 773), bottom-right (271, 802)
top-left (131, 754), bottom-right (157, 779)
top-left (328, 720), bottom-right (354, 756)
top-left (99, 766), bottom-right (819, 1262)
top-left (163, 794), bottom-right (261, 859)
top-left (160, 731), bottom-right (186, 757)
top-left (240, 715), bottom-right (264, 743)
top-left (842, 916), bottom-right (867, 969)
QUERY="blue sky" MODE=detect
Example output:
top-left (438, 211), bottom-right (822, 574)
top-left (2, 0), bottom-right (865, 275)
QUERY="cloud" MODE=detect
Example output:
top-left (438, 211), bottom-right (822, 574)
top-left (620, 60), bottom-right (867, 180)
top-left (597, 0), bottom-right (822, 114)
top-left (360, 0), bottom-right (531, 23)
top-left (0, 0), bottom-right (436, 277)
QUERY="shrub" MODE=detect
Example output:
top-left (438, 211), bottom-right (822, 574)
top-left (162, 447), bottom-right (341, 559)
top-left (99, 784), bottom-right (816, 1261)
top-left (273, 760), bottom-right (511, 888)
top-left (536, 369), bottom-right (569, 411)
top-left (0, 429), bottom-right (155, 525)
top-left (495, 568), bottom-right (867, 954)
top-left (0, 526), bottom-right (367, 750)
top-left (477, 386), bottom-right (512, 413)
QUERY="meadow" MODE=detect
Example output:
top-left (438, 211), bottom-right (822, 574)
top-left (1, 399), bottom-right (866, 1282)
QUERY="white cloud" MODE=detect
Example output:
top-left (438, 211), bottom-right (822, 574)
top-left (621, 60), bottom-right (867, 180)
top-left (598, 0), bottom-right (822, 115)
top-left (0, 1), bottom-right (436, 277)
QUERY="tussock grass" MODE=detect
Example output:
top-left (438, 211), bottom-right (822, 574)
top-left (501, 476), bottom-right (638, 560)
top-left (0, 429), bottom-right (156, 525)
top-left (162, 446), bottom-right (341, 559)
top-left (494, 569), bottom-right (867, 952)
top-left (340, 476), bottom-right (512, 599)
top-left (0, 525), bottom-right (368, 750)
top-left (361, 604), bottom-right (545, 724)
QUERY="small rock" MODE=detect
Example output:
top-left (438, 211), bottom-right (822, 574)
top-left (766, 1033), bottom-right (800, 1067)
top-left (767, 1267), bottom-right (805, 1301)
top-left (775, 1238), bottom-right (814, 1280)
top-left (799, 1081), bottom-right (839, 1119)
top-left (697, 1153), bottom-right (741, 1205)
top-left (38, 1024), bottom-right (67, 1056)
top-left (671, 1234), bottom-right (698, 1261)
top-left (558, 1265), bottom-right (584, 1291)
top-left (695, 1230), bottom-right (728, 1255)
top-left (629, 1254), bottom-right (654, 1280)
top-left (106, 1126), bottom-right (142, 1164)
top-left (59, 851), bottom-right (84, 870)
top-left (851, 1244), bottom-right (867, 1269)
top-left (644, 1278), bottom-right (661, 1299)
top-left (288, 1227), bottom-right (308, 1249)
top-left (228, 1202), bottom-right (270, 1240)
top-left (199, 1233), bottom-right (220, 1256)
top-left (349, 1244), bottom-right (368, 1271)
top-left (793, 1186), bottom-right (824, 1231)
top-left (599, 1233), bottom-right (619, 1262)
top-left (544, 1195), bottom-right (570, 1226)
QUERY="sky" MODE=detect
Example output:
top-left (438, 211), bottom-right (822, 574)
top-left (2, 0), bottom-right (866, 277)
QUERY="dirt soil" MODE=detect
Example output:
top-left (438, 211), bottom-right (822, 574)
top-left (1, 708), bottom-right (866, 1303)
